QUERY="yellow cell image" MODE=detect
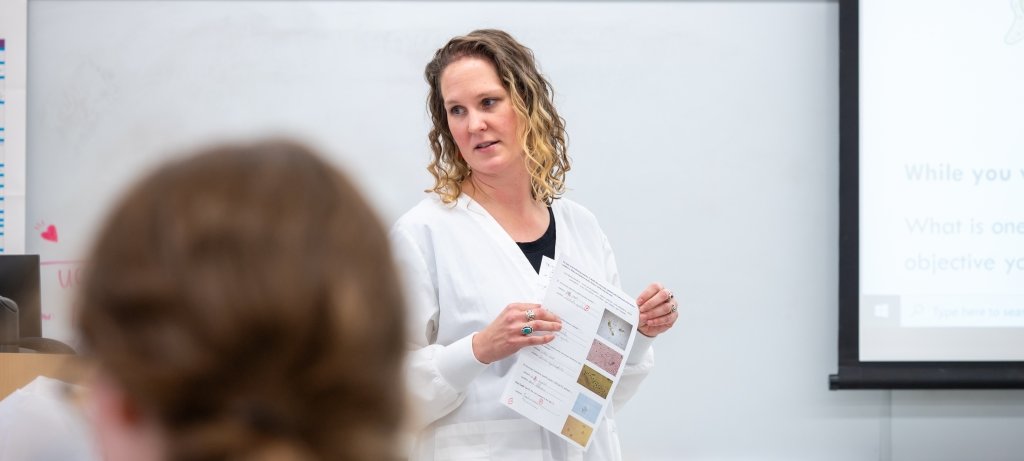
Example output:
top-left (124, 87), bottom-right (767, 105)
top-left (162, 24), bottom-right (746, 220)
top-left (576, 364), bottom-right (612, 399)
top-left (560, 415), bottom-right (594, 447)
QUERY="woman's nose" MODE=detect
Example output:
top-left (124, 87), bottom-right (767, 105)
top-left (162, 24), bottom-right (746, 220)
top-left (469, 112), bottom-right (487, 132)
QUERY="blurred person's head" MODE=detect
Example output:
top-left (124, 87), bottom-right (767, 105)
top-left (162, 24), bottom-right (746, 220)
top-left (75, 140), bottom-right (405, 461)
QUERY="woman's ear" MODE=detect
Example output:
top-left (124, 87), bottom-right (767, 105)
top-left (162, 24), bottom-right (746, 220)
top-left (89, 372), bottom-right (138, 426)
top-left (86, 372), bottom-right (165, 461)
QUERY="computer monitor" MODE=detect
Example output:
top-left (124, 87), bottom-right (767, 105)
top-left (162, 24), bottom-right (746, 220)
top-left (0, 255), bottom-right (42, 339)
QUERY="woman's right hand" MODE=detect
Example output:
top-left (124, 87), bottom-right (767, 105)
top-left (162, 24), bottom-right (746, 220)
top-left (472, 303), bottom-right (562, 364)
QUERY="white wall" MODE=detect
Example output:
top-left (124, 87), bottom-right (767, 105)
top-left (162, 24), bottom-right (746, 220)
top-left (25, 1), bottom-right (1024, 459)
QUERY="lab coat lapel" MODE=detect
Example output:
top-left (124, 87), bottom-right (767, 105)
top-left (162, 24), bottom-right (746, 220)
top-left (461, 195), bottom-right (550, 300)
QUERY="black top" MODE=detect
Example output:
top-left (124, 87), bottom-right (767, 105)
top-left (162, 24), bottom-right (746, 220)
top-left (516, 207), bottom-right (556, 273)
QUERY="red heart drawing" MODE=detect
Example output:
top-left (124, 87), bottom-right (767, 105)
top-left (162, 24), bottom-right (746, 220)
top-left (41, 225), bottom-right (59, 243)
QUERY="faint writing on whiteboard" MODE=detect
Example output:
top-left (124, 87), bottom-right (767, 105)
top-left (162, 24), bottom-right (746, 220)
top-left (41, 260), bottom-right (85, 289)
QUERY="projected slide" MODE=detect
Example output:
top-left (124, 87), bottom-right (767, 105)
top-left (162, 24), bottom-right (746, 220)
top-left (859, 0), bottom-right (1024, 361)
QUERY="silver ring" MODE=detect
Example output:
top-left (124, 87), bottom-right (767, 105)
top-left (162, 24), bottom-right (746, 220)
top-left (526, 309), bottom-right (536, 322)
top-left (521, 324), bottom-right (534, 336)
top-left (670, 303), bottom-right (678, 313)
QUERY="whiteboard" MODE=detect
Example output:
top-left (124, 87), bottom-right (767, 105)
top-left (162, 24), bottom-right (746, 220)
top-left (29, 2), bottom-right (866, 460)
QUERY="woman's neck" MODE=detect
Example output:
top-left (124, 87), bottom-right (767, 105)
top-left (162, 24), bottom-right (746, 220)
top-left (464, 173), bottom-right (534, 211)
top-left (463, 174), bottom-right (549, 242)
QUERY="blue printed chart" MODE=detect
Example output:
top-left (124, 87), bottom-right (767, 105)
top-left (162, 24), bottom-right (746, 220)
top-left (1, 38), bottom-right (7, 253)
top-left (0, 0), bottom-right (28, 257)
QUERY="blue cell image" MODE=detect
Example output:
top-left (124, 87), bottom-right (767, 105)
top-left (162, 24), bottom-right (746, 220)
top-left (572, 392), bottom-right (602, 424)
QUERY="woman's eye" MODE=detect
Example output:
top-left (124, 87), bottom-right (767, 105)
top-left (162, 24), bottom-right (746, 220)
top-left (482, 98), bottom-right (496, 107)
top-left (449, 106), bottom-right (465, 116)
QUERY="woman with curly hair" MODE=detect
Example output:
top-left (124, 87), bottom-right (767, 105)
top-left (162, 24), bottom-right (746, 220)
top-left (391, 29), bottom-right (679, 461)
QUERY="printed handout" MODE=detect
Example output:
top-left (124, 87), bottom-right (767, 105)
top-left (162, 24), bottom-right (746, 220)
top-left (501, 257), bottom-right (639, 450)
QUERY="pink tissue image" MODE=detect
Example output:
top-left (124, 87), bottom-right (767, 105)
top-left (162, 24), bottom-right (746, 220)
top-left (586, 339), bottom-right (623, 376)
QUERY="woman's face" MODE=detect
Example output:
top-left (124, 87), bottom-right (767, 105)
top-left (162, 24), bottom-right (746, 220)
top-left (440, 56), bottom-right (523, 179)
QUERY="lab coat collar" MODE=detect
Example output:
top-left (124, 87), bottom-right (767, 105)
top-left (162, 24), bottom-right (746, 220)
top-left (456, 193), bottom-right (564, 289)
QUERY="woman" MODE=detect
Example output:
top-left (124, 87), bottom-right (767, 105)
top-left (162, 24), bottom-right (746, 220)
top-left (391, 30), bottom-right (679, 460)
top-left (76, 140), bottom-right (406, 461)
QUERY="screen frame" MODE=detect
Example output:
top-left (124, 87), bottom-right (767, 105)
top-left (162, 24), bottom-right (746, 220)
top-left (0, 254), bottom-right (42, 339)
top-left (830, 0), bottom-right (1024, 390)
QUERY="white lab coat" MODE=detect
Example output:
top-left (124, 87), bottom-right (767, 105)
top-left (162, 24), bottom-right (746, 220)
top-left (391, 194), bottom-right (655, 461)
top-left (0, 376), bottom-right (100, 461)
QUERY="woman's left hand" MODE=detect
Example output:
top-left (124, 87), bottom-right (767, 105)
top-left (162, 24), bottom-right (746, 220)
top-left (636, 282), bottom-right (678, 337)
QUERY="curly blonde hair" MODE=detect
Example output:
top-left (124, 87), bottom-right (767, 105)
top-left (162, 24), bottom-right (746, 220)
top-left (424, 29), bottom-right (569, 204)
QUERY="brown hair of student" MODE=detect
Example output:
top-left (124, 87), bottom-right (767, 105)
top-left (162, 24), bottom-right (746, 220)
top-left (76, 140), bottom-right (405, 461)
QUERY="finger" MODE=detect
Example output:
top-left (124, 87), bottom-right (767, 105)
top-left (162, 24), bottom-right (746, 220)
top-left (519, 333), bottom-right (557, 347)
top-left (640, 289), bottom-right (671, 313)
top-left (641, 299), bottom-right (677, 323)
top-left (640, 308), bottom-right (664, 325)
top-left (642, 301), bottom-right (679, 326)
top-left (510, 303), bottom-right (542, 311)
top-left (638, 320), bottom-right (661, 333)
top-left (509, 333), bottom-right (548, 349)
top-left (640, 318), bottom-right (673, 334)
top-left (639, 326), bottom-right (666, 338)
top-left (634, 282), bottom-right (659, 307)
top-left (527, 320), bottom-right (562, 333)
top-left (532, 306), bottom-right (560, 322)
top-left (639, 288), bottom-right (673, 313)
top-left (503, 303), bottom-right (539, 319)
top-left (518, 307), bottom-right (559, 324)
top-left (647, 310), bottom-right (679, 327)
top-left (503, 305), bottom-right (540, 325)
top-left (635, 283), bottom-right (664, 306)
top-left (660, 299), bottom-right (678, 317)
